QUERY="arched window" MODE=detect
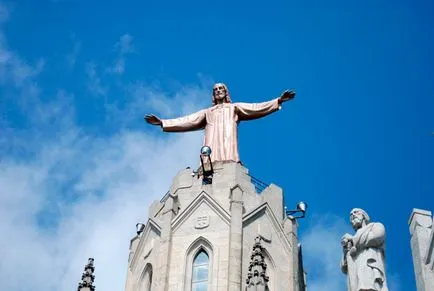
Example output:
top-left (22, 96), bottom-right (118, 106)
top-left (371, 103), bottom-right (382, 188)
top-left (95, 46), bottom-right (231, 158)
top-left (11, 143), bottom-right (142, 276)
top-left (137, 264), bottom-right (153, 291)
top-left (184, 237), bottom-right (214, 291)
top-left (145, 266), bottom-right (152, 291)
top-left (191, 250), bottom-right (209, 291)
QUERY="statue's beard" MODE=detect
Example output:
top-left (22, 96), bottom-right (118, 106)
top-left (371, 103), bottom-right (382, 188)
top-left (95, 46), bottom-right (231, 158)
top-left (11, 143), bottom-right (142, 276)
top-left (351, 218), bottom-right (363, 230)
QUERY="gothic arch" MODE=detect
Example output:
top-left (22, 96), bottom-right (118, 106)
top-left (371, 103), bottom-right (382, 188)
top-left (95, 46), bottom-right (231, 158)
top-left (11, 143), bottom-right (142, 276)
top-left (137, 263), bottom-right (153, 291)
top-left (183, 236), bottom-right (214, 291)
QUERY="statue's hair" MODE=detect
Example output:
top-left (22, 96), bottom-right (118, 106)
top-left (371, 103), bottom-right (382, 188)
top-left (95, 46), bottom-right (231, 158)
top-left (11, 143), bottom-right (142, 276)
top-left (212, 83), bottom-right (232, 105)
top-left (350, 208), bottom-right (370, 224)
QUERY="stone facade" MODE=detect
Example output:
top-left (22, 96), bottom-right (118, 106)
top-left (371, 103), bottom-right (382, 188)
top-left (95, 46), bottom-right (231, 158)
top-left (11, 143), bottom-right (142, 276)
top-left (124, 162), bottom-right (304, 291)
top-left (409, 208), bottom-right (434, 291)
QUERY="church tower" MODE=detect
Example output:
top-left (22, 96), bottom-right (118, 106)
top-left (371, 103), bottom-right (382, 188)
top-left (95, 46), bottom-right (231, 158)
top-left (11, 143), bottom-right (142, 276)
top-left (124, 161), bottom-right (305, 291)
top-left (130, 83), bottom-right (301, 290)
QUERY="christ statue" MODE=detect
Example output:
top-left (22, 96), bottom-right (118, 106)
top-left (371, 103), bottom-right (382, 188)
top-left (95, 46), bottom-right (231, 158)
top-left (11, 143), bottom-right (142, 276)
top-left (144, 83), bottom-right (295, 163)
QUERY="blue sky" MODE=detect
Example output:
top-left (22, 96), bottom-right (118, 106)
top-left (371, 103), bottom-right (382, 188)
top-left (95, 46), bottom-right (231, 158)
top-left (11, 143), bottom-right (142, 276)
top-left (0, 0), bottom-right (433, 290)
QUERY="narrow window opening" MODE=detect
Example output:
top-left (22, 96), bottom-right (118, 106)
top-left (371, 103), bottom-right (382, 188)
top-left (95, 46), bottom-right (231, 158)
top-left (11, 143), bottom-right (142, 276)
top-left (141, 264), bottom-right (153, 291)
top-left (146, 268), bottom-right (152, 291)
top-left (191, 250), bottom-right (209, 291)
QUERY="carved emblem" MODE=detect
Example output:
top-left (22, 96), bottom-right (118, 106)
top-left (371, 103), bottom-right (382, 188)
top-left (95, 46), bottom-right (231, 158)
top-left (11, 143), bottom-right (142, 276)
top-left (194, 216), bottom-right (210, 229)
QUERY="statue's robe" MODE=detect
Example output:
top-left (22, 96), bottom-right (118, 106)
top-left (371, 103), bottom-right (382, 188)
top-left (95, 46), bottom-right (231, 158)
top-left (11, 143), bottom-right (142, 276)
top-left (341, 222), bottom-right (388, 291)
top-left (161, 99), bottom-right (280, 162)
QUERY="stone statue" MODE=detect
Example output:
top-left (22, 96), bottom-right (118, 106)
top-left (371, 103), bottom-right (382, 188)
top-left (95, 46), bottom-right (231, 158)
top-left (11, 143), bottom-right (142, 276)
top-left (340, 208), bottom-right (388, 291)
top-left (144, 83), bottom-right (295, 163)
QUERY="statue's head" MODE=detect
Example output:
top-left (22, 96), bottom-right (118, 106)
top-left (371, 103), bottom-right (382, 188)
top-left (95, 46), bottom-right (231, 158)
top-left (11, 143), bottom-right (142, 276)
top-left (350, 208), bottom-right (370, 230)
top-left (212, 83), bottom-right (231, 105)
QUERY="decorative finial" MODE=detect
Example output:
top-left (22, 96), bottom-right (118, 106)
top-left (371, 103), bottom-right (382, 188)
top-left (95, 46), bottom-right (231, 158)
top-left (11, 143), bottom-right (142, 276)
top-left (246, 236), bottom-right (269, 290)
top-left (77, 258), bottom-right (95, 291)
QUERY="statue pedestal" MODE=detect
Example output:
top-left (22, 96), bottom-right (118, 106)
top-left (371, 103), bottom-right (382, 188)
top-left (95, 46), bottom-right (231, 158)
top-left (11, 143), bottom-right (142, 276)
top-left (125, 162), bottom-right (304, 291)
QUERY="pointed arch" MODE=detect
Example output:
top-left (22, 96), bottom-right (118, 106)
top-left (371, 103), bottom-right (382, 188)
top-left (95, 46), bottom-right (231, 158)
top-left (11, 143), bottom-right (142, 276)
top-left (183, 236), bottom-right (214, 291)
top-left (192, 250), bottom-right (209, 290)
top-left (137, 263), bottom-right (153, 291)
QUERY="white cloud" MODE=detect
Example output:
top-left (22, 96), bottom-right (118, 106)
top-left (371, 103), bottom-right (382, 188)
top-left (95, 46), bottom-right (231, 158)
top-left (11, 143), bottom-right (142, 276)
top-left (0, 32), bottom-right (43, 88)
top-left (109, 57), bottom-right (126, 75)
top-left (0, 6), bottom-right (209, 289)
top-left (0, 85), bottom-right (206, 291)
top-left (301, 214), bottom-right (351, 291)
top-left (130, 81), bottom-right (212, 116)
top-left (107, 34), bottom-right (134, 75)
top-left (0, 2), bottom-right (44, 90)
top-left (117, 34), bottom-right (134, 55)
top-left (86, 62), bottom-right (107, 96)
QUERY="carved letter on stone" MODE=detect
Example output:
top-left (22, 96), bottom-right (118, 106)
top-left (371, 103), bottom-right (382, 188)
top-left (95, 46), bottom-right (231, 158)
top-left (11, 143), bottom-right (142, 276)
top-left (194, 216), bottom-right (210, 229)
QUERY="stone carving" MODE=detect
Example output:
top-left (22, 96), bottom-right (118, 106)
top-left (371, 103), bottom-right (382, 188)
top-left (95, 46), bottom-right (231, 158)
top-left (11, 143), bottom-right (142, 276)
top-left (194, 215), bottom-right (210, 229)
top-left (340, 208), bottom-right (388, 291)
top-left (145, 83), bottom-right (295, 163)
top-left (77, 258), bottom-right (95, 291)
top-left (246, 236), bottom-right (269, 291)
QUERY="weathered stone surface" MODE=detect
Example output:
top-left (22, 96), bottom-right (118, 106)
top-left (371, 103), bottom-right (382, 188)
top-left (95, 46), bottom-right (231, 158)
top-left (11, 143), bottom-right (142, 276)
top-left (124, 162), bottom-right (303, 291)
top-left (409, 208), bottom-right (434, 291)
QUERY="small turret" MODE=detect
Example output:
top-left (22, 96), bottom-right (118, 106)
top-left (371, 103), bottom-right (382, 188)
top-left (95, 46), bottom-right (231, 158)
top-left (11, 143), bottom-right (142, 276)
top-left (77, 258), bottom-right (95, 291)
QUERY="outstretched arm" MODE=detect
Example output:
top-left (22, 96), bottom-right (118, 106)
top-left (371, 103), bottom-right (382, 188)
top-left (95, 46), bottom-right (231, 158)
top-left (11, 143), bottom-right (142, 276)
top-left (235, 89), bottom-right (295, 121)
top-left (144, 110), bottom-right (206, 133)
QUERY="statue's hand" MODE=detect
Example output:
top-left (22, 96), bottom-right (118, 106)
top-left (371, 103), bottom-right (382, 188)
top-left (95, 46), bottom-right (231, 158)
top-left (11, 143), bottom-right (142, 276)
top-left (349, 246), bottom-right (357, 257)
top-left (341, 233), bottom-right (353, 250)
top-left (278, 89), bottom-right (296, 104)
top-left (144, 114), bottom-right (162, 126)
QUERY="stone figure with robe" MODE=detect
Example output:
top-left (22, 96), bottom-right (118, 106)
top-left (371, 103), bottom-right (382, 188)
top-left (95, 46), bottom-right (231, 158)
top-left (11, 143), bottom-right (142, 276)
top-left (144, 83), bottom-right (295, 163)
top-left (340, 208), bottom-right (389, 291)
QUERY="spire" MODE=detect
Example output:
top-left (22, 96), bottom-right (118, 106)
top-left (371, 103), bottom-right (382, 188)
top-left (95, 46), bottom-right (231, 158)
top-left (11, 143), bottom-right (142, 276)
top-left (77, 258), bottom-right (95, 291)
top-left (246, 236), bottom-right (269, 291)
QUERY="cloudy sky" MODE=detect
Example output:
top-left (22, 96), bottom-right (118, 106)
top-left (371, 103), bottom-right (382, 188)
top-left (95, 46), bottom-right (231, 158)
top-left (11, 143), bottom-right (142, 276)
top-left (0, 0), bottom-right (433, 290)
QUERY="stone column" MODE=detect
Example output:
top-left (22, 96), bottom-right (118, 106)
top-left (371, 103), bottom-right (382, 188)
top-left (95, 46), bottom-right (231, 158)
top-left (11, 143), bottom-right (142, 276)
top-left (228, 185), bottom-right (244, 291)
top-left (156, 194), bottom-right (177, 291)
top-left (409, 208), bottom-right (434, 291)
top-left (283, 217), bottom-right (299, 291)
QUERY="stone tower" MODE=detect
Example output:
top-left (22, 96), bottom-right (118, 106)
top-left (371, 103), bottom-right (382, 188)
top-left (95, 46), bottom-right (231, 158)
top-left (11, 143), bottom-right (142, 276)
top-left (124, 161), bottom-right (305, 291)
